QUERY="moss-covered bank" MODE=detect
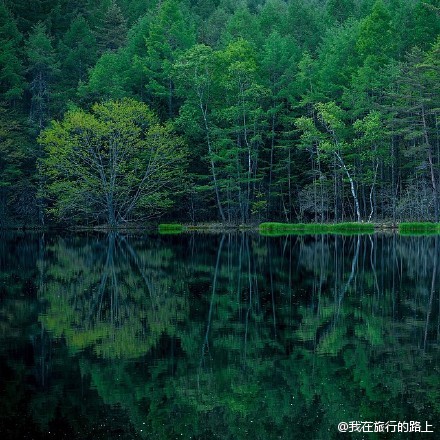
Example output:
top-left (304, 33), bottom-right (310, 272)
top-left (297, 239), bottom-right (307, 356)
top-left (259, 222), bottom-right (375, 236)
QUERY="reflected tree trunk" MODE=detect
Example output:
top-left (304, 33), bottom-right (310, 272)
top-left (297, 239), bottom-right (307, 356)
top-left (199, 235), bottom-right (225, 373)
top-left (424, 236), bottom-right (438, 351)
top-left (335, 236), bottom-right (360, 322)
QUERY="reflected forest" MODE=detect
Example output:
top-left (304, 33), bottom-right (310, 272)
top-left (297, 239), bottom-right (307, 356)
top-left (1, 232), bottom-right (440, 438)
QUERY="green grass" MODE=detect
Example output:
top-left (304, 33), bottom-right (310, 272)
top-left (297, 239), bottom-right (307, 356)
top-left (259, 222), bottom-right (375, 236)
top-left (158, 223), bottom-right (185, 234)
top-left (398, 222), bottom-right (440, 235)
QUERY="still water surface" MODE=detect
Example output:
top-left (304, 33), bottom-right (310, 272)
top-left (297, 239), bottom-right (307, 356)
top-left (0, 232), bottom-right (439, 439)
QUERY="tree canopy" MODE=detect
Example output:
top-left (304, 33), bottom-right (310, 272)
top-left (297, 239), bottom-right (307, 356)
top-left (0, 0), bottom-right (439, 226)
top-left (39, 99), bottom-right (187, 226)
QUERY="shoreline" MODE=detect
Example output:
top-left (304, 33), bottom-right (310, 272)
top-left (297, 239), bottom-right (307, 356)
top-left (2, 222), bottom-right (440, 236)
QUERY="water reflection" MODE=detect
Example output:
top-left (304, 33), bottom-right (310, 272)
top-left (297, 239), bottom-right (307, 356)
top-left (40, 233), bottom-right (187, 360)
top-left (0, 232), bottom-right (439, 438)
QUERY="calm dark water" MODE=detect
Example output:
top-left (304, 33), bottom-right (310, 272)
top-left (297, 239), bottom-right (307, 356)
top-left (0, 232), bottom-right (439, 439)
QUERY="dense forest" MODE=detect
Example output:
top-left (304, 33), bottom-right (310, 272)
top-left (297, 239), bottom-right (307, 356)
top-left (0, 0), bottom-right (439, 227)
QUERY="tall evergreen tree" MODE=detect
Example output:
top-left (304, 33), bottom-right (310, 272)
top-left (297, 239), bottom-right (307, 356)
top-left (57, 15), bottom-right (97, 106)
top-left (143, 0), bottom-right (195, 118)
top-left (25, 22), bottom-right (58, 129)
top-left (4, 0), bottom-right (53, 34)
top-left (392, 47), bottom-right (440, 220)
top-left (96, 0), bottom-right (128, 53)
top-left (0, 4), bottom-right (26, 102)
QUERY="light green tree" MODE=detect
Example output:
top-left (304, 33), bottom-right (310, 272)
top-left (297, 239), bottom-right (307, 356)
top-left (39, 98), bottom-right (187, 226)
top-left (296, 102), bottom-right (362, 222)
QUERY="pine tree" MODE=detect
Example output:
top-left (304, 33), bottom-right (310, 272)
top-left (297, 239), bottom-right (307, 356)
top-left (144, 0), bottom-right (195, 118)
top-left (4, 0), bottom-right (53, 34)
top-left (259, 31), bottom-right (299, 218)
top-left (25, 22), bottom-right (59, 226)
top-left (96, 0), bottom-right (128, 53)
top-left (222, 5), bottom-right (261, 46)
top-left (392, 47), bottom-right (440, 220)
top-left (78, 13), bottom-right (151, 104)
top-left (25, 22), bottom-right (58, 129)
top-left (58, 15), bottom-right (97, 103)
top-left (214, 39), bottom-right (268, 222)
top-left (0, 105), bottom-right (36, 225)
top-left (0, 4), bottom-right (26, 101)
top-left (174, 44), bottom-right (226, 221)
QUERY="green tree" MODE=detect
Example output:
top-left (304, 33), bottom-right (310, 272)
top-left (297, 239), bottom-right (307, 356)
top-left (315, 19), bottom-right (361, 101)
top-left (356, 0), bottom-right (393, 63)
top-left (174, 44), bottom-right (227, 222)
top-left (39, 99), bottom-right (187, 226)
top-left (58, 14), bottom-right (97, 103)
top-left (353, 110), bottom-right (389, 221)
top-left (259, 31), bottom-right (299, 218)
top-left (0, 4), bottom-right (26, 102)
top-left (326, 0), bottom-right (356, 22)
top-left (392, 47), bottom-right (440, 221)
top-left (395, 0), bottom-right (440, 53)
top-left (213, 39), bottom-right (268, 222)
top-left (200, 7), bottom-right (230, 47)
top-left (349, 0), bottom-right (394, 116)
top-left (96, 0), bottom-right (128, 53)
top-left (78, 51), bottom-right (130, 102)
top-left (78, 14), bottom-right (151, 104)
top-left (4, 0), bottom-right (53, 34)
top-left (258, 0), bottom-right (288, 37)
top-left (25, 22), bottom-right (59, 130)
top-left (283, 0), bottom-right (329, 51)
top-left (0, 108), bottom-right (21, 211)
top-left (296, 102), bottom-right (362, 222)
top-left (222, 5), bottom-right (261, 46)
top-left (143, 0), bottom-right (195, 118)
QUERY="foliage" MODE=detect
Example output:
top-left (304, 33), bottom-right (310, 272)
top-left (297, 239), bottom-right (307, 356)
top-left (25, 22), bottom-right (59, 130)
top-left (0, 3), bottom-right (26, 101)
top-left (158, 223), bottom-right (185, 234)
top-left (39, 99), bottom-right (187, 225)
top-left (259, 221), bottom-right (375, 235)
top-left (399, 222), bottom-right (440, 235)
top-left (0, 0), bottom-right (439, 225)
top-left (96, 0), bottom-right (128, 53)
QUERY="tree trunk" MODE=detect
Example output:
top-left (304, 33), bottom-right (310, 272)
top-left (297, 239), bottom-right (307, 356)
top-left (334, 151), bottom-right (361, 222)
top-left (421, 105), bottom-right (439, 221)
top-left (199, 100), bottom-right (226, 222)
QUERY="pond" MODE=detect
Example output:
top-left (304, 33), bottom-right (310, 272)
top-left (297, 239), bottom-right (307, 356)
top-left (0, 232), bottom-right (439, 438)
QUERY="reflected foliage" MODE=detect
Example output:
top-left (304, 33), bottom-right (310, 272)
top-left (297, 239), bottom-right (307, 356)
top-left (1, 232), bottom-right (440, 438)
top-left (41, 233), bottom-right (188, 358)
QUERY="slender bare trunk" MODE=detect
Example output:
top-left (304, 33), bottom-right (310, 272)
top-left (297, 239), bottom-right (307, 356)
top-left (334, 151), bottom-right (361, 222)
top-left (422, 105), bottom-right (439, 221)
top-left (199, 98), bottom-right (226, 222)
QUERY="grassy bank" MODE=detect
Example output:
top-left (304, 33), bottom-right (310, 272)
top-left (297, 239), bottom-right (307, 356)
top-left (398, 222), bottom-right (440, 235)
top-left (259, 222), bottom-right (375, 236)
top-left (5, 222), bottom-right (439, 236)
top-left (158, 223), bottom-right (186, 234)
top-left (185, 223), bottom-right (257, 232)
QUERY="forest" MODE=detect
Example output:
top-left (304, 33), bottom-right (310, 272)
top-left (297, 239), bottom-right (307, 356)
top-left (0, 0), bottom-right (439, 227)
